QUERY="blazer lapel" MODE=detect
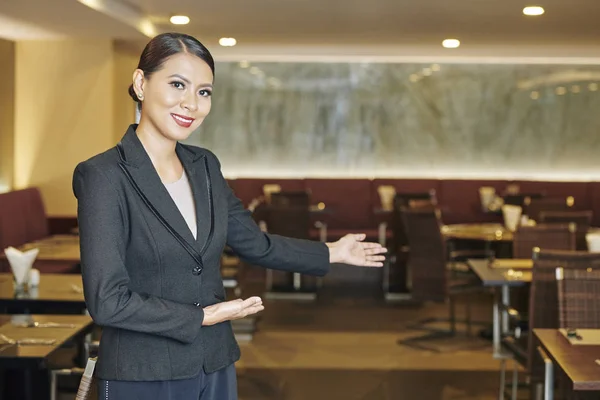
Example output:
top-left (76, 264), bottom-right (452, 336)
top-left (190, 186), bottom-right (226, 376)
top-left (175, 142), bottom-right (214, 252)
top-left (117, 125), bottom-right (198, 246)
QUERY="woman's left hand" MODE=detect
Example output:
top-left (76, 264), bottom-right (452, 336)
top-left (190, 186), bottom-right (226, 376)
top-left (327, 234), bottom-right (387, 267)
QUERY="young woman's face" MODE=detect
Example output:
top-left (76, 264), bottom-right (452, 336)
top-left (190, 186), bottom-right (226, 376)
top-left (134, 52), bottom-right (214, 142)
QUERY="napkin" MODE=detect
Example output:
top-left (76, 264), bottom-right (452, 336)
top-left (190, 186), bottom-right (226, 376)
top-left (4, 246), bottom-right (39, 286)
top-left (587, 233), bottom-right (600, 253)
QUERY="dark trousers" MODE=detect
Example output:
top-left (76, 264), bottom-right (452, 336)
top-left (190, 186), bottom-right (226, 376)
top-left (97, 364), bottom-right (237, 400)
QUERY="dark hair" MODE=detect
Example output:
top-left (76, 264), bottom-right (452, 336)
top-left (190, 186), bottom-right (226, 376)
top-left (128, 32), bottom-right (215, 105)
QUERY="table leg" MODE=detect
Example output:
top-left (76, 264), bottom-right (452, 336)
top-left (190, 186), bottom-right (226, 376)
top-left (501, 284), bottom-right (510, 335)
top-left (493, 287), bottom-right (501, 356)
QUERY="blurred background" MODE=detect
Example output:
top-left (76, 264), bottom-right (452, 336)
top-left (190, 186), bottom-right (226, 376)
top-left (1, 1), bottom-right (600, 399)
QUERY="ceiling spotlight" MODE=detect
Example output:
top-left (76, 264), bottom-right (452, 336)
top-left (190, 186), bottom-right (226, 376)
top-left (442, 39), bottom-right (460, 49)
top-left (523, 6), bottom-right (545, 16)
top-left (170, 15), bottom-right (190, 25)
top-left (219, 37), bottom-right (237, 47)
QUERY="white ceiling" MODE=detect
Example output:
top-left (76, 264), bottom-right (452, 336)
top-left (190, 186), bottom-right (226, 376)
top-left (1, 0), bottom-right (600, 59)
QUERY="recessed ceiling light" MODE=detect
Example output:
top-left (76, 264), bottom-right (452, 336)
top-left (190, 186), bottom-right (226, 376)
top-left (523, 6), bottom-right (545, 16)
top-left (219, 37), bottom-right (237, 47)
top-left (442, 39), bottom-right (460, 49)
top-left (170, 15), bottom-right (190, 25)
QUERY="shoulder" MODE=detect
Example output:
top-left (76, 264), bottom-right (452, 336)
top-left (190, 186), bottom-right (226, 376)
top-left (72, 147), bottom-right (121, 197)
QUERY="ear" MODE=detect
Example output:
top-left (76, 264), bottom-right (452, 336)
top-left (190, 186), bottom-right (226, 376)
top-left (132, 69), bottom-right (145, 98)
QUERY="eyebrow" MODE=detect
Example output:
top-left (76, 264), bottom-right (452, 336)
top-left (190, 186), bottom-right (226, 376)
top-left (168, 74), bottom-right (213, 89)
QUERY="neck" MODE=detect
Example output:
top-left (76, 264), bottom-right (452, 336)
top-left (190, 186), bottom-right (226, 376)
top-left (135, 119), bottom-right (178, 167)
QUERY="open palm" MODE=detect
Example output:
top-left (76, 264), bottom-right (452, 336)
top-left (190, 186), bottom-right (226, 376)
top-left (331, 234), bottom-right (387, 267)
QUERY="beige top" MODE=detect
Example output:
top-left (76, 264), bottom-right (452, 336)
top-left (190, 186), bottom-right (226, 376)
top-left (164, 171), bottom-right (197, 239)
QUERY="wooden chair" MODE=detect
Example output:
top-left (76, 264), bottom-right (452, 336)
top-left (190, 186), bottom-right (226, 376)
top-left (263, 202), bottom-right (317, 299)
top-left (512, 224), bottom-right (576, 259)
top-left (397, 207), bottom-right (491, 351)
top-left (524, 196), bottom-right (574, 222)
top-left (387, 190), bottom-right (437, 294)
top-left (498, 248), bottom-right (582, 400)
top-left (539, 210), bottom-right (593, 251)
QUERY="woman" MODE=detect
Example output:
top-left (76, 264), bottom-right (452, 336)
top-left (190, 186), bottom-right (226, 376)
top-left (73, 32), bottom-right (386, 400)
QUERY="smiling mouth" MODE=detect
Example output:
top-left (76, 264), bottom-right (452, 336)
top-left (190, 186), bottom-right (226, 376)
top-left (171, 113), bottom-right (195, 128)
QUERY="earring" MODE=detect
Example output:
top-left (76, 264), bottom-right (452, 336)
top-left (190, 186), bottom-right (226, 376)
top-left (138, 93), bottom-right (144, 101)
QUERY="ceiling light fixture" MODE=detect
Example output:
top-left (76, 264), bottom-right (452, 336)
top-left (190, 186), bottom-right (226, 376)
top-left (170, 15), bottom-right (190, 25)
top-left (523, 6), bottom-right (545, 16)
top-left (442, 39), bottom-right (460, 49)
top-left (219, 37), bottom-right (237, 47)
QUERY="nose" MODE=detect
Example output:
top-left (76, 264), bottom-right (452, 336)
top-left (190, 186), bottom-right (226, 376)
top-left (181, 91), bottom-right (198, 112)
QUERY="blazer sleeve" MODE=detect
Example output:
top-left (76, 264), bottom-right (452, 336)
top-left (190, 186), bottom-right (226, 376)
top-left (212, 160), bottom-right (330, 276)
top-left (73, 162), bottom-right (204, 344)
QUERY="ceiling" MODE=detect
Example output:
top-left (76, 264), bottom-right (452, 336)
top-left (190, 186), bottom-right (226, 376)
top-left (1, 0), bottom-right (600, 59)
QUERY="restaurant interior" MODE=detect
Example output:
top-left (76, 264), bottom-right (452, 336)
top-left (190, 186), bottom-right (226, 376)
top-left (2, 0), bottom-right (600, 399)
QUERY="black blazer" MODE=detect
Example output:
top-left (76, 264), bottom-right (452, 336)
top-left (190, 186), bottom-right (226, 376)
top-left (73, 125), bottom-right (330, 381)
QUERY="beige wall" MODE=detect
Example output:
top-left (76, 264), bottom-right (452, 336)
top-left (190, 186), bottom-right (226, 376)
top-left (14, 40), bottom-right (115, 216)
top-left (0, 39), bottom-right (15, 193)
top-left (113, 41), bottom-right (138, 142)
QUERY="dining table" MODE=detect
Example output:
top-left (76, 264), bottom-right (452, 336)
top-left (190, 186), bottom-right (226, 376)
top-left (0, 314), bottom-right (93, 400)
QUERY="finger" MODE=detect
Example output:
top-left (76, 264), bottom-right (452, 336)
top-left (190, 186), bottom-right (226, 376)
top-left (364, 247), bottom-right (387, 255)
top-left (351, 233), bottom-right (366, 242)
top-left (240, 305), bottom-right (265, 318)
top-left (241, 297), bottom-right (262, 307)
top-left (361, 242), bottom-right (384, 250)
top-left (361, 261), bottom-right (384, 267)
top-left (367, 255), bottom-right (386, 262)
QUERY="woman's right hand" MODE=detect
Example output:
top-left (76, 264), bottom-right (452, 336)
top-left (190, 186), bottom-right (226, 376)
top-left (202, 296), bottom-right (264, 326)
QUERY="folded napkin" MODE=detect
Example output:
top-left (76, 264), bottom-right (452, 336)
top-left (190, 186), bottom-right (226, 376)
top-left (4, 246), bottom-right (39, 286)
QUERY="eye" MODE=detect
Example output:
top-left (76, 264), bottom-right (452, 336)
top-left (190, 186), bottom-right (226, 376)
top-left (170, 81), bottom-right (185, 89)
top-left (199, 89), bottom-right (212, 97)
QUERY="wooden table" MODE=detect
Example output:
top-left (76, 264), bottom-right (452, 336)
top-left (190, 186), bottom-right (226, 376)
top-left (0, 314), bottom-right (93, 400)
top-left (535, 329), bottom-right (600, 397)
top-left (20, 235), bottom-right (80, 263)
top-left (442, 223), bottom-right (513, 242)
top-left (0, 273), bottom-right (85, 314)
top-left (468, 258), bottom-right (531, 358)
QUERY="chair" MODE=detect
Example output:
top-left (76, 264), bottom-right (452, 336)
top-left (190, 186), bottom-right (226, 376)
top-left (386, 190), bottom-right (437, 295)
top-left (503, 192), bottom-right (544, 208)
top-left (397, 206), bottom-right (491, 351)
top-left (512, 223), bottom-right (576, 259)
top-left (264, 203), bottom-right (317, 300)
top-left (498, 247), bottom-right (580, 400)
top-left (539, 210), bottom-right (593, 251)
top-left (555, 258), bottom-right (600, 400)
top-left (524, 196), bottom-right (574, 222)
top-left (270, 191), bottom-right (310, 208)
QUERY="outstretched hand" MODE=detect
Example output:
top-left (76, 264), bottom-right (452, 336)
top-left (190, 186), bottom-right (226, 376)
top-left (202, 296), bottom-right (264, 326)
top-left (327, 234), bottom-right (387, 267)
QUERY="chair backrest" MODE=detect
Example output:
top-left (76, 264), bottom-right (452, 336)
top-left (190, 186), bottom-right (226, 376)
top-left (265, 206), bottom-right (311, 240)
top-left (527, 249), bottom-right (597, 381)
top-left (401, 206), bottom-right (447, 302)
top-left (503, 192), bottom-right (545, 208)
top-left (539, 210), bottom-right (593, 250)
top-left (525, 196), bottom-right (574, 222)
top-left (555, 253), bottom-right (600, 329)
top-left (512, 223), bottom-right (576, 259)
top-left (270, 191), bottom-right (310, 208)
top-left (0, 187), bottom-right (49, 249)
top-left (391, 190), bottom-right (437, 252)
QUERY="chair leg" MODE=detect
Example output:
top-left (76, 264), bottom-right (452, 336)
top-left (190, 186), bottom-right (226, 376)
top-left (499, 359), bottom-right (507, 400)
top-left (449, 297), bottom-right (457, 334)
top-left (511, 360), bottom-right (519, 400)
top-left (465, 298), bottom-right (472, 337)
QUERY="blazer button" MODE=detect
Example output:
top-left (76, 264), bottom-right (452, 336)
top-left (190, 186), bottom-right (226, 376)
top-left (192, 266), bottom-right (202, 276)
top-left (193, 302), bottom-right (201, 307)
